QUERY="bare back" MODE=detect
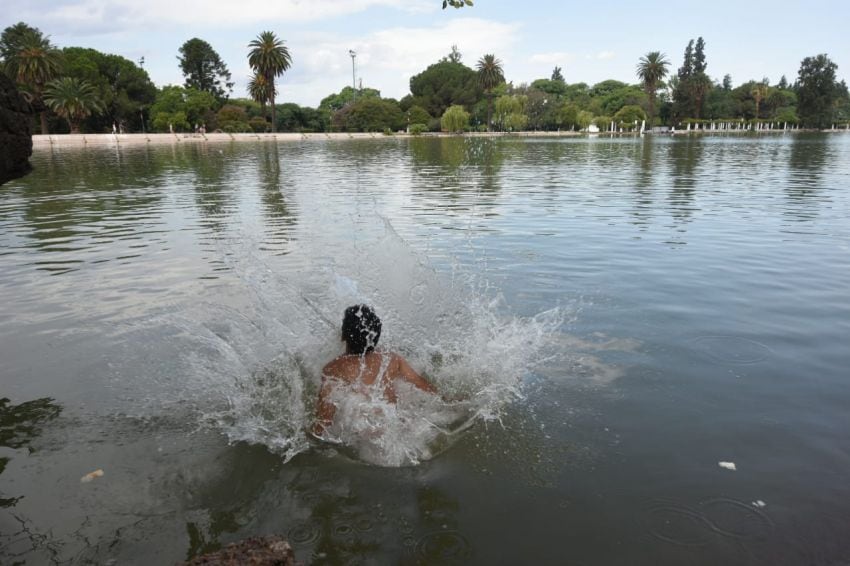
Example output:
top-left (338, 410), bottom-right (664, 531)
top-left (312, 351), bottom-right (436, 436)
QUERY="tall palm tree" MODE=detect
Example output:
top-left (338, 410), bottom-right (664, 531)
top-left (476, 54), bottom-right (504, 131)
top-left (247, 31), bottom-right (292, 133)
top-left (247, 70), bottom-right (271, 127)
top-left (5, 30), bottom-right (62, 134)
top-left (44, 77), bottom-right (103, 133)
top-left (751, 82), bottom-right (769, 121)
top-left (636, 51), bottom-right (670, 126)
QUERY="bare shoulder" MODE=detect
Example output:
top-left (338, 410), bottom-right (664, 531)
top-left (322, 356), bottom-right (350, 380)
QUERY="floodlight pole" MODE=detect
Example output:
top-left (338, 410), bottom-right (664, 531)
top-left (349, 50), bottom-right (357, 103)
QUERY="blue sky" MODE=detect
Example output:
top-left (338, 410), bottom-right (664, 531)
top-left (3, 0), bottom-right (849, 106)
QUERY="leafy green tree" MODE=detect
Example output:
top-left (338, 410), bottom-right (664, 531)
top-left (319, 86), bottom-right (380, 112)
top-left (406, 105), bottom-right (432, 127)
top-left (557, 102), bottom-right (579, 130)
top-left (443, 0), bottom-right (473, 8)
top-left (149, 85), bottom-right (216, 131)
top-left (562, 82), bottom-right (591, 108)
top-left (216, 104), bottom-right (250, 132)
top-left (704, 83), bottom-right (736, 119)
top-left (596, 83), bottom-right (647, 116)
top-left (444, 45), bottom-right (462, 64)
top-left (0, 22), bottom-right (40, 62)
top-left (153, 110), bottom-right (189, 132)
top-left (551, 66), bottom-right (564, 83)
top-left (673, 37), bottom-right (711, 120)
top-left (796, 53), bottom-right (840, 128)
top-left (751, 80), bottom-right (769, 120)
top-left (178, 38), bottom-right (234, 100)
top-left (525, 89), bottom-right (559, 130)
top-left (576, 110), bottom-right (594, 131)
top-left (441, 104), bottom-right (469, 132)
top-left (3, 27), bottom-right (61, 133)
top-left (275, 102), bottom-right (326, 132)
top-left (614, 104), bottom-right (646, 129)
top-left (477, 54), bottom-right (505, 131)
top-left (773, 106), bottom-right (798, 124)
top-left (493, 94), bottom-right (527, 131)
top-left (62, 47), bottom-right (156, 132)
top-left (594, 115), bottom-right (612, 131)
top-left (693, 37), bottom-right (707, 74)
top-left (248, 31), bottom-right (292, 132)
top-left (409, 60), bottom-right (479, 119)
top-left (43, 77), bottom-right (103, 133)
top-left (248, 70), bottom-right (271, 125)
top-left (333, 98), bottom-right (403, 132)
top-left (530, 78), bottom-right (567, 97)
top-left (636, 51), bottom-right (669, 125)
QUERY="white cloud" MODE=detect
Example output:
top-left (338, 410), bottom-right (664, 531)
top-left (593, 50), bottom-right (616, 60)
top-left (275, 17), bottom-right (521, 104)
top-left (5, 0), bottom-right (435, 31)
top-left (529, 51), bottom-right (575, 65)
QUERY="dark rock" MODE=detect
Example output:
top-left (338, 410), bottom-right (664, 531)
top-left (0, 73), bottom-right (33, 186)
top-left (179, 536), bottom-right (296, 566)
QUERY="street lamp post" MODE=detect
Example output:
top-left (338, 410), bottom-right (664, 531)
top-left (349, 50), bottom-right (357, 103)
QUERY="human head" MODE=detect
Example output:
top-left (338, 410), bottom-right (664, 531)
top-left (341, 305), bottom-right (382, 355)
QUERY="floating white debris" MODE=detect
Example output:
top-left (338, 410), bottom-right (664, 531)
top-left (80, 469), bottom-right (104, 483)
top-left (752, 500), bottom-right (766, 508)
top-left (718, 461), bottom-right (737, 471)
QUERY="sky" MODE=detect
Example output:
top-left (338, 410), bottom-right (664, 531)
top-left (3, 0), bottom-right (849, 107)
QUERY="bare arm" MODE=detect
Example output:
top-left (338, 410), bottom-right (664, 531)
top-left (311, 374), bottom-right (337, 437)
top-left (394, 354), bottom-right (437, 394)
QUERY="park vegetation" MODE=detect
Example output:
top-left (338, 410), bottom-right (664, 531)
top-left (2, 23), bottom-right (848, 135)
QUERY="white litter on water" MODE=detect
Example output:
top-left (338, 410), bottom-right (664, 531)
top-left (80, 469), bottom-right (104, 483)
top-left (752, 500), bottom-right (766, 508)
top-left (718, 461), bottom-right (737, 471)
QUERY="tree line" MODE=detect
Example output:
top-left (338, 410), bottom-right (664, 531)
top-left (2, 22), bottom-right (848, 135)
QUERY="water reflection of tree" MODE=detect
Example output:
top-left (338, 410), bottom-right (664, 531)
top-left (668, 137), bottom-right (704, 223)
top-left (182, 443), bottom-right (281, 559)
top-left (21, 147), bottom-right (167, 247)
top-left (257, 142), bottom-right (297, 254)
top-left (0, 397), bottom-right (62, 508)
top-left (192, 144), bottom-right (237, 234)
top-left (785, 134), bottom-right (828, 222)
top-left (631, 137), bottom-right (657, 228)
top-left (408, 137), bottom-right (505, 215)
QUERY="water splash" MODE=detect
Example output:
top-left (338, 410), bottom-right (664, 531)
top-left (105, 211), bottom-right (565, 466)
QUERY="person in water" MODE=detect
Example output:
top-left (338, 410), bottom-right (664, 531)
top-left (312, 304), bottom-right (437, 437)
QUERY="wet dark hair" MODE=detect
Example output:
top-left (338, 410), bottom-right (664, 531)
top-left (341, 304), bottom-right (382, 355)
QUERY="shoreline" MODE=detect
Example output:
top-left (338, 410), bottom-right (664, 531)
top-left (30, 128), bottom-right (848, 147)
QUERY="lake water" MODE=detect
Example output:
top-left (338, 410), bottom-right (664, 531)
top-left (2, 134), bottom-right (849, 564)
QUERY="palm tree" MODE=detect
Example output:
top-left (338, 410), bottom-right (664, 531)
top-left (751, 82), bottom-right (769, 122)
top-left (247, 31), bottom-right (292, 133)
top-left (476, 54), bottom-right (504, 131)
top-left (5, 30), bottom-right (62, 134)
top-left (44, 77), bottom-right (103, 133)
top-left (247, 70), bottom-right (271, 127)
top-left (636, 51), bottom-right (670, 126)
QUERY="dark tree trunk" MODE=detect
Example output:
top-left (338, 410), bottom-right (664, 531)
top-left (269, 75), bottom-right (277, 133)
top-left (40, 110), bottom-right (48, 135)
top-left (486, 92), bottom-right (493, 132)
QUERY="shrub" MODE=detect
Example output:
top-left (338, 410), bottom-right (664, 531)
top-left (441, 105), bottom-right (470, 133)
top-left (249, 117), bottom-right (269, 133)
top-left (409, 123), bottom-right (427, 135)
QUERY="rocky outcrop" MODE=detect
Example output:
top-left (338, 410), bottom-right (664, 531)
top-left (0, 74), bottom-right (33, 185)
top-left (180, 536), bottom-right (296, 566)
